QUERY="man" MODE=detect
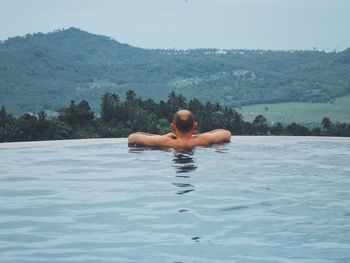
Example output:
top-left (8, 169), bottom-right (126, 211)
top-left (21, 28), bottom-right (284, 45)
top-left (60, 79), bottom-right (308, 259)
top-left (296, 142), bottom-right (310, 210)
top-left (128, 110), bottom-right (231, 148)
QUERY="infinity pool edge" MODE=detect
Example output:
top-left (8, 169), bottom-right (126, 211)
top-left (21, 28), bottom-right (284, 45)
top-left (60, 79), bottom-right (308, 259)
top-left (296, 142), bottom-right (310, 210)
top-left (0, 136), bottom-right (349, 150)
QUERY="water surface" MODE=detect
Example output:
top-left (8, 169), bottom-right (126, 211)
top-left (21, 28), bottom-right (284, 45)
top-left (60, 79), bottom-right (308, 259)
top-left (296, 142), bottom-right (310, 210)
top-left (0, 138), bottom-right (350, 263)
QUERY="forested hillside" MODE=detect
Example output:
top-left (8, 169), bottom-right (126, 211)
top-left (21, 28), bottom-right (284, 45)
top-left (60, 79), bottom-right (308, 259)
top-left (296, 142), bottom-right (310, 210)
top-left (0, 27), bottom-right (349, 115)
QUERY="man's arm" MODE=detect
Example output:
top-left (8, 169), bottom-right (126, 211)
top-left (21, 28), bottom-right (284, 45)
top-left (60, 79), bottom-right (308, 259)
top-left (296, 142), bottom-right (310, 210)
top-left (196, 129), bottom-right (231, 144)
top-left (128, 132), bottom-right (169, 147)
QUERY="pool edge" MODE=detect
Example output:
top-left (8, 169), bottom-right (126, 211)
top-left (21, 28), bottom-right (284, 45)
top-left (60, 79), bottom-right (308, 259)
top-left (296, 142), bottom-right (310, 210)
top-left (0, 136), bottom-right (349, 150)
top-left (0, 138), bottom-right (128, 150)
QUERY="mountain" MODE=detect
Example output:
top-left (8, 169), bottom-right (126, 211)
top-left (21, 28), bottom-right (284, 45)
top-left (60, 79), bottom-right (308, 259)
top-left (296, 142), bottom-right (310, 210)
top-left (0, 27), bottom-right (349, 115)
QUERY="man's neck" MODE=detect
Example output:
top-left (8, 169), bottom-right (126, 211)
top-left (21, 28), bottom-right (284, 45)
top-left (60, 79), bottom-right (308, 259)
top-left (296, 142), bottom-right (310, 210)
top-left (175, 132), bottom-right (193, 139)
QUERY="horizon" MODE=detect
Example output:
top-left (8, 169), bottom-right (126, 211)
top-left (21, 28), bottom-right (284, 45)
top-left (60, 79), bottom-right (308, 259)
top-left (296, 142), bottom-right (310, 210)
top-left (1, 0), bottom-right (349, 51)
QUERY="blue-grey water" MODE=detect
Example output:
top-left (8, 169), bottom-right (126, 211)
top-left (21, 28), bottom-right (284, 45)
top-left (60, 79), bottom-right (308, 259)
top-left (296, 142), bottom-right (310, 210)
top-left (0, 138), bottom-right (350, 263)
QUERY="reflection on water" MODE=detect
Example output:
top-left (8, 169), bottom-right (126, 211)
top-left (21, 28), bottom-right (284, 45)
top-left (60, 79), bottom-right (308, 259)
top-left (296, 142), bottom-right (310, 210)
top-left (128, 146), bottom-right (198, 196)
top-left (205, 142), bottom-right (230, 154)
top-left (128, 145), bottom-right (198, 174)
top-left (172, 149), bottom-right (196, 196)
top-left (128, 144), bottom-right (231, 177)
top-left (128, 144), bottom-right (172, 153)
top-left (172, 149), bottom-right (197, 174)
top-left (172, 182), bottom-right (195, 195)
top-left (128, 145), bottom-right (229, 197)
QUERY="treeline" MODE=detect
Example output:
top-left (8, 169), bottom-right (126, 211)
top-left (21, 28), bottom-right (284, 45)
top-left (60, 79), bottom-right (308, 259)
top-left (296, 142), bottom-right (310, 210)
top-left (1, 91), bottom-right (350, 142)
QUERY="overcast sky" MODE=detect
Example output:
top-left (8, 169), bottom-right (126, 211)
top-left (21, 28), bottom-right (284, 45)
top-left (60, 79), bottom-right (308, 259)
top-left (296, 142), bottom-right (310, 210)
top-left (0, 0), bottom-right (349, 50)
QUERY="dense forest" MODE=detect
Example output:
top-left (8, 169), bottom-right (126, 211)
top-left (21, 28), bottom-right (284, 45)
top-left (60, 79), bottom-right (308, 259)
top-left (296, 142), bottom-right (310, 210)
top-left (0, 28), bottom-right (349, 115)
top-left (1, 91), bottom-right (349, 142)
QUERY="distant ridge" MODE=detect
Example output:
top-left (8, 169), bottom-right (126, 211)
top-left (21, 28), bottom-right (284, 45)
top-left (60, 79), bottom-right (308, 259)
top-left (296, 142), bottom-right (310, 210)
top-left (0, 28), bottom-right (349, 115)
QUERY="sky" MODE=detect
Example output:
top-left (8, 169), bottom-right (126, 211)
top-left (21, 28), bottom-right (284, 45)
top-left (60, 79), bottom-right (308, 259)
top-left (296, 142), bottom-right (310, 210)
top-left (0, 0), bottom-right (349, 51)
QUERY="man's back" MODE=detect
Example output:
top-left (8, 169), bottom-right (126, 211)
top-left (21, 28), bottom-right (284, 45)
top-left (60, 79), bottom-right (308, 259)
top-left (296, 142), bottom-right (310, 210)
top-left (128, 110), bottom-right (231, 148)
top-left (128, 129), bottom-right (231, 148)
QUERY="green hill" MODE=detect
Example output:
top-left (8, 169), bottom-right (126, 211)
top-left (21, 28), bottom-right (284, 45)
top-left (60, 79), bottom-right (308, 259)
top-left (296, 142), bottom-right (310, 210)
top-left (0, 27), bottom-right (349, 115)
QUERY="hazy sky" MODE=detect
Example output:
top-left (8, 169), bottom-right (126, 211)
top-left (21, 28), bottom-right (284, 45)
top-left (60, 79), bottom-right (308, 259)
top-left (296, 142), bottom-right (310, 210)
top-left (0, 0), bottom-right (349, 50)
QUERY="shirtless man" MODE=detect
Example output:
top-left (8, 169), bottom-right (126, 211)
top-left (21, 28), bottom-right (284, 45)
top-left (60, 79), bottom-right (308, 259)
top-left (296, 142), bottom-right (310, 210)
top-left (128, 110), bottom-right (231, 148)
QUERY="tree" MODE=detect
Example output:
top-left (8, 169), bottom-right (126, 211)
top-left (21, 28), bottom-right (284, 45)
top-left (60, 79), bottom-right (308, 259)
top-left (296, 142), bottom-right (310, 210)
top-left (76, 100), bottom-right (94, 126)
top-left (100, 93), bottom-right (120, 123)
top-left (285, 123), bottom-right (310, 136)
top-left (13, 113), bottom-right (39, 141)
top-left (270, 122), bottom-right (284, 135)
top-left (252, 115), bottom-right (269, 135)
top-left (58, 100), bottom-right (77, 127)
top-left (36, 111), bottom-right (54, 140)
top-left (58, 99), bottom-right (94, 128)
top-left (50, 119), bottom-right (73, 139)
top-left (125, 90), bottom-right (138, 105)
top-left (226, 109), bottom-right (245, 135)
top-left (0, 106), bottom-right (16, 142)
top-left (321, 117), bottom-right (334, 135)
top-left (166, 91), bottom-right (187, 119)
top-left (321, 117), bottom-right (332, 130)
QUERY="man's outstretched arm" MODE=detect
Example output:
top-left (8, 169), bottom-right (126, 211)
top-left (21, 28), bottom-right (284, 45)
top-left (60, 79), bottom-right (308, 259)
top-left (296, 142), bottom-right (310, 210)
top-left (196, 129), bottom-right (231, 144)
top-left (128, 132), bottom-right (169, 147)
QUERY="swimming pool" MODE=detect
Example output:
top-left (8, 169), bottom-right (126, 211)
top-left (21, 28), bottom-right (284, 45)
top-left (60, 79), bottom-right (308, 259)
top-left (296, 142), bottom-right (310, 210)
top-left (0, 137), bottom-right (349, 263)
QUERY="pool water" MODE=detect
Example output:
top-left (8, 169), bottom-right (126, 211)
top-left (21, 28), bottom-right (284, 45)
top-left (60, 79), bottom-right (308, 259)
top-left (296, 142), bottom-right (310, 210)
top-left (0, 137), bottom-right (350, 263)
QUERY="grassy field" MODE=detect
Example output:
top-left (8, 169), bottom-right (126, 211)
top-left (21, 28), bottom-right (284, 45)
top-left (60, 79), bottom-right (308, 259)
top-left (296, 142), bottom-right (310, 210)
top-left (238, 95), bottom-right (350, 124)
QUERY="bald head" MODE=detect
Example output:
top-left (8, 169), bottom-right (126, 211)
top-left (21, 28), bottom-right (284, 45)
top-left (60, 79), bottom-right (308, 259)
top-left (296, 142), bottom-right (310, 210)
top-left (172, 110), bottom-right (195, 133)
